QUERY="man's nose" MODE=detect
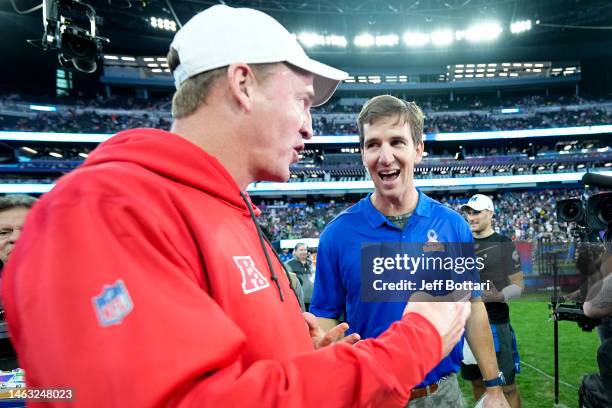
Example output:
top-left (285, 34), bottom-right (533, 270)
top-left (378, 144), bottom-right (394, 165)
top-left (300, 110), bottom-right (313, 140)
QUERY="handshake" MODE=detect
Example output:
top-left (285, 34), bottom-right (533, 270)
top-left (403, 292), bottom-right (472, 358)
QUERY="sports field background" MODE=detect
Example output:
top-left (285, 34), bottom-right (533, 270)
top-left (458, 297), bottom-right (601, 407)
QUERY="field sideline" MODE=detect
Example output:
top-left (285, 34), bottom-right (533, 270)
top-left (458, 297), bottom-right (601, 407)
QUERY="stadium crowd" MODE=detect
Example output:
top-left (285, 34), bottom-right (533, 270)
top-left (256, 188), bottom-right (585, 242)
top-left (1, 93), bottom-right (611, 135)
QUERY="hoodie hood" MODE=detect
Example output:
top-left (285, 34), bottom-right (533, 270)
top-left (83, 128), bottom-right (258, 215)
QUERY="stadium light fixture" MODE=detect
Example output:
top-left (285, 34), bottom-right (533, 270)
top-left (49, 151), bottom-right (63, 158)
top-left (297, 32), bottom-right (347, 48)
top-left (150, 17), bottom-right (176, 32)
top-left (456, 22), bottom-right (502, 42)
top-left (29, 104), bottom-right (56, 112)
top-left (354, 33), bottom-right (375, 47)
top-left (431, 30), bottom-right (453, 46)
top-left (375, 34), bottom-right (399, 47)
top-left (21, 147), bottom-right (38, 154)
top-left (403, 32), bottom-right (430, 47)
top-left (510, 20), bottom-right (532, 34)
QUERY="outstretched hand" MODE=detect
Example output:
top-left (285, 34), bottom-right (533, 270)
top-left (303, 312), bottom-right (361, 349)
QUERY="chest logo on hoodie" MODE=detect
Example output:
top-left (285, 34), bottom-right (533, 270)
top-left (233, 256), bottom-right (270, 294)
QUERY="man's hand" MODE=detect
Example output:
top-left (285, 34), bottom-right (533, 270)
top-left (481, 388), bottom-right (510, 408)
top-left (403, 293), bottom-right (471, 358)
top-left (303, 312), bottom-right (360, 349)
top-left (482, 282), bottom-right (504, 303)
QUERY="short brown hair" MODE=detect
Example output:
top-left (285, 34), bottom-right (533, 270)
top-left (167, 48), bottom-right (276, 119)
top-left (357, 95), bottom-right (424, 148)
top-left (0, 195), bottom-right (37, 213)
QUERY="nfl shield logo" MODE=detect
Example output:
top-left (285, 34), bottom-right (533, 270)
top-left (92, 279), bottom-right (134, 327)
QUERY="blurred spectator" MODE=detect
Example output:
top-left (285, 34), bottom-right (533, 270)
top-left (285, 243), bottom-right (314, 309)
top-left (0, 194), bottom-right (37, 371)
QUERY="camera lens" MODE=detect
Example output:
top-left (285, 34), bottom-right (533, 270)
top-left (560, 200), bottom-right (584, 222)
top-left (563, 203), bottom-right (580, 219)
top-left (596, 199), bottom-right (612, 226)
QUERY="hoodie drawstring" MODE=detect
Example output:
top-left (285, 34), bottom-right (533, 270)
top-left (241, 191), bottom-right (302, 304)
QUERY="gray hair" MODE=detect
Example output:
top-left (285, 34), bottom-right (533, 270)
top-left (0, 195), bottom-right (38, 213)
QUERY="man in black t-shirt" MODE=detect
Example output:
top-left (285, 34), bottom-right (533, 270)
top-left (460, 194), bottom-right (524, 408)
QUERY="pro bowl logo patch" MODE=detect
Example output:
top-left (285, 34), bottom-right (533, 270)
top-left (423, 229), bottom-right (445, 252)
top-left (92, 279), bottom-right (134, 327)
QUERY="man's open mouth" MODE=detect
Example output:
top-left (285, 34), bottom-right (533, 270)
top-left (378, 170), bottom-right (400, 181)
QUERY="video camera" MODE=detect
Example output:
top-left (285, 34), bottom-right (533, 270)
top-left (30, 0), bottom-right (109, 73)
top-left (556, 173), bottom-right (612, 250)
top-left (551, 173), bottom-right (611, 331)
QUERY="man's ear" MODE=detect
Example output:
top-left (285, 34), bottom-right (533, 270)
top-left (414, 140), bottom-right (425, 164)
top-left (226, 63), bottom-right (257, 112)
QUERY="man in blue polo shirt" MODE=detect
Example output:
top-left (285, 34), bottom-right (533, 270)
top-left (311, 95), bottom-right (509, 407)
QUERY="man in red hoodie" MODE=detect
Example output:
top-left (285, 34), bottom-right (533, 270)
top-left (2, 5), bottom-right (471, 407)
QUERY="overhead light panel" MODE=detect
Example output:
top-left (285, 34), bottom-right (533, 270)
top-left (431, 30), bottom-right (453, 46)
top-left (150, 17), bottom-right (177, 32)
top-left (510, 20), bottom-right (532, 34)
top-left (21, 147), bottom-right (38, 154)
top-left (375, 34), bottom-right (399, 47)
top-left (354, 33), bottom-right (375, 47)
top-left (456, 22), bottom-right (502, 42)
top-left (298, 32), bottom-right (347, 48)
top-left (403, 32), bottom-right (430, 47)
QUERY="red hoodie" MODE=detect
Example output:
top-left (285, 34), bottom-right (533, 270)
top-left (2, 129), bottom-right (441, 407)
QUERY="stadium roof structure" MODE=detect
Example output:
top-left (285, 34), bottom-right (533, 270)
top-left (1, 0), bottom-right (611, 92)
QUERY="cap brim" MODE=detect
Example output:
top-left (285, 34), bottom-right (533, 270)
top-left (461, 203), bottom-right (483, 211)
top-left (287, 56), bottom-right (348, 107)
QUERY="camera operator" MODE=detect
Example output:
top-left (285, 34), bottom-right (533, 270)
top-left (581, 243), bottom-right (611, 406)
top-left (583, 254), bottom-right (612, 320)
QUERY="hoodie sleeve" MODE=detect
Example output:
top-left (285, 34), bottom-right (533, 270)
top-left (3, 194), bottom-right (441, 408)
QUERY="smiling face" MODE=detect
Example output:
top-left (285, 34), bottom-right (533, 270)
top-left (248, 64), bottom-right (315, 182)
top-left (294, 244), bottom-right (308, 263)
top-left (465, 208), bottom-right (494, 235)
top-left (361, 115), bottom-right (424, 210)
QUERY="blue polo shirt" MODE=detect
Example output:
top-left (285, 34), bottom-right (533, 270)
top-left (311, 190), bottom-right (479, 387)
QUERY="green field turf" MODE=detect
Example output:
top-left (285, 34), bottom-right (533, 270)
top-left (458, 297), bottom-right (602, 407)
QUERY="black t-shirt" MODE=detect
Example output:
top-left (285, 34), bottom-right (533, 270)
top-left (475, 232), bottom-right (521, 323)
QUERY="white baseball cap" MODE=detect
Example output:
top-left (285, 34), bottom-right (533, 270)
top-left (461, 194), bottom-right (495, 212)
top-left (170, 5), bottom-right (348, 107)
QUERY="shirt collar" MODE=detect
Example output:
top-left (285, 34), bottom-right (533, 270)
top-left (360, 190), bottom-right (432, 229)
